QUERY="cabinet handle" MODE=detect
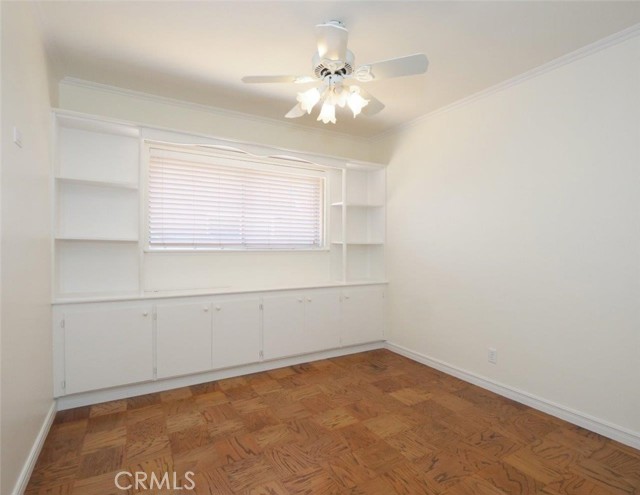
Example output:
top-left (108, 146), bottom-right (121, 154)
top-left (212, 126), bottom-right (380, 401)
top-left (215, 306), bottom-right (221, 311)
top-left (297, 298), bottom-right (303, 303)
top-left (344, 296), bottom-right (350, 300)
top-left (142, 312), bottom-right (149, 317)
top-left (307, 297), bottom-right (312, 302)
top-left (203, 307), bottom-right (209, 312)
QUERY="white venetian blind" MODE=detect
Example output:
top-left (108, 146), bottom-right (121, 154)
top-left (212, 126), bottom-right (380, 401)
top-left (148, 146), bottom-right (324, 250)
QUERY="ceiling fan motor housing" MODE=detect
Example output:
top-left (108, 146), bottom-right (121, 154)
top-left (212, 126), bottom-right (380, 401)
top-left (313, 50), bottom-right (355, 80)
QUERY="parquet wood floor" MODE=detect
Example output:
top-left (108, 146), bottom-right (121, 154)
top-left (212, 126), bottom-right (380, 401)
top-left (26, 350), bottom-right (640, 494)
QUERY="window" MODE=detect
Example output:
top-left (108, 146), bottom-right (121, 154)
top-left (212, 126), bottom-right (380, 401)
top-left (147, 146), bottom-right (324, 250)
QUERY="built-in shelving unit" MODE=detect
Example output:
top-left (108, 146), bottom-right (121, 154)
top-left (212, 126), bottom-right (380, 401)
top-left (329, 165), bottom-right (386, 283)
top-left (53, 114), bottom-right (141, 300)
top-left (52, 111), bottom-right (386, 302)
top-left (330, 202), bottom-right (384, 207)
top-left (56, 176), bottom-right (139, 190)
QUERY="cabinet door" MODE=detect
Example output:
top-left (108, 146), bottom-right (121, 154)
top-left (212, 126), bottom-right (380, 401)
top-left (262, 293), bottom-right (306, 360)
top-left (342, 286), bottom-right (386, 346)
top-left (213, 297), bottom-right (261, 369)
top-left (305, 290), bottom-right (342, 353)
top-left (64, 305), bottom-right (153, 394)
top-left (156, 302), bottom-right (212, 379)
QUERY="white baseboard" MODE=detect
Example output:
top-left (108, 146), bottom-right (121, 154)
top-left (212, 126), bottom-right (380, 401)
top-left (385, 342), bottom-right (640, 451)
top-left (57, 342), bottom-right (385, 410)
top-left (12, 401), bottom-right (57, 495)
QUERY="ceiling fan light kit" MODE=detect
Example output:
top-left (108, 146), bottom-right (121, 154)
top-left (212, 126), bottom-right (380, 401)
top-left (242, 20), bottom-right (429, 125)
top-left (297, 87), bottom-right (321, 113)
top-left (317, 101), bottom-right (336, 124)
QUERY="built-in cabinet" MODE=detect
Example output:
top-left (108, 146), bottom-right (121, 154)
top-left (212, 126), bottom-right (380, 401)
top-left (342, 286), bottom-right (386, 346)
top-left (262, 293), bottom-right (307, 359)
top-left (212, 297), bottom-right (262, 369)
top-left (51, 111), bottom-right (389, 403)
top-left (63, 304), bottom-right (154, 394)
top-left (262, 289), bottom-right (342, 360)
top-left (156, 301), bottom-right (213, 379)
top-left (304, 290), bottom-right (343, 354)
top-left (53, 284), bottom-right (385, 398)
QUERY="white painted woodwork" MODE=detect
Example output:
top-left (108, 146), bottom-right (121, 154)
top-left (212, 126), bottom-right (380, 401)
top-left (64, 306), bottom-right (153, 394)
top-left (262, 293), bottom-right (306, 360)
top-left (333, 167), bottom-right (386, 282)
top-left (54, 284), bottom-right (387, 396)
top-left (53, 112), bottom-right (386, 301)
top-left (51, 112), bottom-right (388, 397)
top-left (57, 126), bottom-right (139, 184)
top-left (347, 244), bottom-right (385, 282)
top-left (58, 342), bottom-right (385, 410)
top-left (56, 241), bottom-right (139, 296)
top-left (156, 301), bottom-right (212, 378)
top-left (55, 116), bottom-right (141, 300)
top-left (213, 297), bottom-right (261, 369)
top-left (304, 290), bottom-right (342, 353)
top-left (263, 289), bottom-right (343, 359)
top-left (346, 207), bottom-right (385, 244)
top-left (341, 285), bottom-right (386, 346)
top-left (57, 182), bottom-right (138, 240)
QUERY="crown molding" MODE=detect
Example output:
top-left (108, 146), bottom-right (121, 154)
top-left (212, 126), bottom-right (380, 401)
top-left (373, 22), bottom-right (640, 140)
top-left (58, 77), bottom-right (371, 144)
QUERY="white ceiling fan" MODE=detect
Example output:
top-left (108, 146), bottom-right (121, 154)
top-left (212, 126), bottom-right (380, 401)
top-left (241, 21), bottom-right (429, 124)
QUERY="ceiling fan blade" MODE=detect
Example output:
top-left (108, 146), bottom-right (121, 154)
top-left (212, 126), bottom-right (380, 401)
top-left (355, 54), bottom-right (429, 81)
top-left (359, 88), bottom-right (385, 116)
top-left (285, 104), bottom-right (306, 119)
top-left (242, 75), bottom-right (315, 84)
top-left (315, 21), bottom-right (348, 61)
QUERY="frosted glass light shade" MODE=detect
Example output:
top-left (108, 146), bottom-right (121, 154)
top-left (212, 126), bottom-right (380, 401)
top-left (317, 102), bottom-right (336, 124)
top-left (297, 88), bottom-right (321, 114)
top-left (347, 88), bottom-right (369, 117)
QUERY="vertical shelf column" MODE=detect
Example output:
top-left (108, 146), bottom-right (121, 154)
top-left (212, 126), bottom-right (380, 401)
top-left (54, 115), bottom-right (142, 300)
top-left (343, 165), bottom-right (386, 282)
top-left (329, 168), bottom-right (346, 282)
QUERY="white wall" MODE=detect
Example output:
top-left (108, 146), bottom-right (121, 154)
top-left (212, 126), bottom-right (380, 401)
top-left (378, 36), bottom-right (640, 437)
top-left (1, 2), bottom-right (54, 493)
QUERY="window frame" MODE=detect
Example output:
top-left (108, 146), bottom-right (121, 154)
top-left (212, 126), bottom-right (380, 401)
top-left (142, 142), bottom-right (329, 253)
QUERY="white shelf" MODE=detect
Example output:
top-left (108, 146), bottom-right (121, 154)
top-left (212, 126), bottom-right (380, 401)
top-left (331, 202), bottom-right (384, 208)
top-left (332, 241), bottom-right (385, 246)
top-left (56, 113), bottom-right (141, 138)
top-left (55, 236), bottom-right (139, 243)
top-left (54, 290), bottom-right (143, 303)
top-left (56, 176), bottom-right (138, 190)
top-left (52, 280), bottom-right (388, 304)
top-left (57, 125), bottom-right (140, 184)
top-left (56, 240), bottom-right (140, 296)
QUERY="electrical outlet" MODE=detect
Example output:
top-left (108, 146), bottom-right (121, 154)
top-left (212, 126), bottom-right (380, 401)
top-left (488, 347), bottom-right (497, 364)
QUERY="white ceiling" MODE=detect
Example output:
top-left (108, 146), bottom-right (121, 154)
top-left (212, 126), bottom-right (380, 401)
top-left (36, 1), bottom-right (640, 137)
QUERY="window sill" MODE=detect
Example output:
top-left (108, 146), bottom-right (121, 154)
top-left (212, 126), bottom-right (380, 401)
top-left (143, 247), bottom-right (331, 254)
